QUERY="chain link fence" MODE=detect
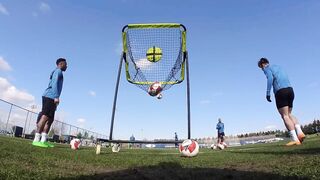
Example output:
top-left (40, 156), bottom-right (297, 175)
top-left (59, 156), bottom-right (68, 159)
top-left (0, 98), bottom-right (107, 142)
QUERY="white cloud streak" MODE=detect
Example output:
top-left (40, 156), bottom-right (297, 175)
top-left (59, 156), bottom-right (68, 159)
top-left (0, 57), bottom-right (12, 71)
top-left (307, 82), bottom-right (319, 88)
top-left (115, 42), bottom-right (122, 55)
top-left (200, 100), bottom-right (211, 105)
top-left (0, 3), bottom-right (9, 16)
top-left (88, 91), bottom-right (96, 97)
top-left (264, 125), bottom-right (277, 130)
top-left (32, 12), bottom-right (38, 17)
top-left (39, 2), bottom-right (51, 13)
top-left (77, 118), bottom-right (86, 128)
top-left (135, 58), bottom-right (153, 70)
top-left (0, 77), bottom-right (35, 106)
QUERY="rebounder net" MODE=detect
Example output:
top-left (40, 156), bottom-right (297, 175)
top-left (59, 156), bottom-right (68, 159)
top-left (122, 23), bottom-right (187, 92)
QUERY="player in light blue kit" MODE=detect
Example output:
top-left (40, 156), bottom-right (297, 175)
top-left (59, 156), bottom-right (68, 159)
top-left (216, 118), bottom-right (225, 145)
top-left (258, 58), bottom-right (305, 146)
top-left (32, 58), bottom-right (67, 148)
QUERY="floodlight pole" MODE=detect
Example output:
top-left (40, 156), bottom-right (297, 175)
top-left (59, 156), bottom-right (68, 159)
top-left (185, 51), bottom-right (191, 139)
top-left (109, 52), bottom-right (125, 140)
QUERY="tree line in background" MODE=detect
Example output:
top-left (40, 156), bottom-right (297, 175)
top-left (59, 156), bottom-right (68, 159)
top-left (237, 119), bottom-right (320, 138)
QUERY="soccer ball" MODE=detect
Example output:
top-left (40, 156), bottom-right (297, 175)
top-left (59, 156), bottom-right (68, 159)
top-left (112, 143), bottom-right (121, 153)
top-left (70, 138), bottom-right (81, 150)
top-left (210, 144), bottom-right (217, 150)
top-left (156, 93), bottom-right (162, 99)
top-left (217, 143), bottom-right (225, 150)
top-left (148, 82), bottom-right (162, 97)
top-left (179, 139), bottom-right (199, 157)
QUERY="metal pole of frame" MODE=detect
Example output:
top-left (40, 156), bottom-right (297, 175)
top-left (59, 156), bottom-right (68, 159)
top-left (5, 105), bottom-right (13, 133)
top-left (61, 122), bottom-right (64, 136)
top-left (23, 111), bottom-right (30, 137)
top-left (109, 53), bottom-right (125, 140)
top-left (185, 51), bottom-right (191, 139)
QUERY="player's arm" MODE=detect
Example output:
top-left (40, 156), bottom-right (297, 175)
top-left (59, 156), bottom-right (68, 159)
top-left (264, 69), bottom-right (273, 97)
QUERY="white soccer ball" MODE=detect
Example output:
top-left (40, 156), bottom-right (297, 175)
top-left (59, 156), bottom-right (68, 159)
top-left (70, 138), bottom-right (81, 150)
top-left (217, 143), bottom-right (225, 150)
top-left (112, 143), bottom-right (121, 153)
top-left (179, 139), bottom-right (199, 157)
top-left (148, 82), bottom-right (162, 97)
top-left (210, 144), bottom-right (217, 150)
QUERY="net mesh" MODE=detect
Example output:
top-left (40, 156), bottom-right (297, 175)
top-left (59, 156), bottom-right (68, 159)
top-left (125, 26), bottom-right (184, 92)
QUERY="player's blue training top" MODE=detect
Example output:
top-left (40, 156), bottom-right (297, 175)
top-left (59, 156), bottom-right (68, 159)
top-left (43, 68), bottom-right (64, 99)
top-left (216, 122), bottom-right (224, 133)
top-left (263, 64), bottom-right (291, 96)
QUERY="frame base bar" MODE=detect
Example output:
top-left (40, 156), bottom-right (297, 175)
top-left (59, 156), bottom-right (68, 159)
top-left (97, 139), bottom-right (183, 144)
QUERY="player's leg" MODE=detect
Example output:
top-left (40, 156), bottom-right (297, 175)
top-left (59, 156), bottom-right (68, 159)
top-left (33, 112), bottom-right (43, 143)
top-left (40, 101), bottom-right (56, 147)
top-left (276, 88), bottom-right (300, 146)
top-left (221, 133), bottom-right (227, 148)
top-left (33, 104), bottom-right (49, 147)
top-left (33, 97), bottom-right (55, 147)
top-left (217, 133), bottom-right (221, 144)
top-left (278, 106), bottom-right (300, 146)
top-left (32, 114), bottom-right (50, 147)
top-left (34, 114), bottom-right (48, 140)
top-left (220, 133), bottom-right (224, 143)
top-left (287, 88), bottom-right (305, 142)
top-left (42, 119), bottom-right (55, 147)
top-left (43, 120), bottom-right (52, 134)
top-left (289, 108), bottom-right (305, 142)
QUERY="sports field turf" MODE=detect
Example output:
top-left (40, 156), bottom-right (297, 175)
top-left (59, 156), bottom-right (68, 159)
top-left (0, 135), bottom-right (319, 180)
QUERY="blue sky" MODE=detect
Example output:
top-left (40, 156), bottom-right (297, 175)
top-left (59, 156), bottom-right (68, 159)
top-left (0, 0), bottom-right (319, 140)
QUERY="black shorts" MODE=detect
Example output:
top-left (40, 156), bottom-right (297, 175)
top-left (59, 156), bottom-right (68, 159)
top-left (275, 87), bottom-right (294, 109)
top-left (40, 96), bottom-right (56, 121)
top-left (218, 132), bottom-right (225, 138)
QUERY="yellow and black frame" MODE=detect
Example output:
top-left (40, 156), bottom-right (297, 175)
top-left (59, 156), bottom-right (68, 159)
top-left (104, 23), bottom-right (191, 146)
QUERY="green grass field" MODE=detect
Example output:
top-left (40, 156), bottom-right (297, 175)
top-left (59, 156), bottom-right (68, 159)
top-left (0, 135), bottom-right (319, 180)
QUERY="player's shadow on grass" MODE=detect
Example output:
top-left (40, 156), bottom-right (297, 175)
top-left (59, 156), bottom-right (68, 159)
top-left (63, 162), bottom-right (308, 180)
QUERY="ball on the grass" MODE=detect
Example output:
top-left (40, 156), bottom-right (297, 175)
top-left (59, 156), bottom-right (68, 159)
top-left (217, 143), bottom-right (225, 150)
top-left (70, 138), bottom-right (81, 150)
top-left (210, 144), bottom-right (217, 150)
top-left (179, 139), bottom-right (199, 157)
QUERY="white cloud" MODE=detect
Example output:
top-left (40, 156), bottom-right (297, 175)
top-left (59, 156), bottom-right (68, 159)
top-left (264, 125), bottom-right (277, 130)
top-left (0, 57), bottom-right (12, 71)
top-left (0, 77), bottom-right (35, 106)
top-left (212, 92), bottom-right (224, 97)
top-left (200, 100), bottom-right (211, 104)
top-left (307, 82), bottom-right (319, 88)
top-left (115, 42), bottom-right (122, 55)
top-left (135, 58), bottom-right (153, 70)
top-left (39, 2), bottom-right (51, 13)
top-left (32, 12), bottom-right (38, 17)
top-left (88, 90), bottom-right (96, 97)
top-left (0, 3), bottom-right (9, 16)
top-left (77, 118), bottom-right (86, 124)
top-left (77, 118), bottom-right (86, 128)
